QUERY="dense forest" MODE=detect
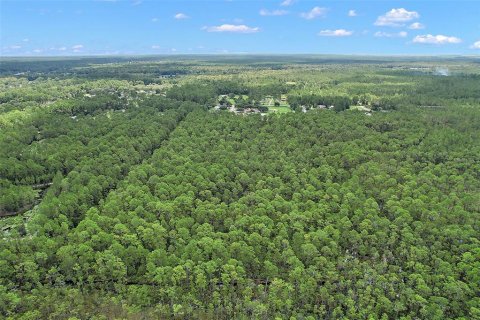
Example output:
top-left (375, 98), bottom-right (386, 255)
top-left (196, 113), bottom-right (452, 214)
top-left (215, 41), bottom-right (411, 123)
top-left (0, 56), bottom-right (479, 319)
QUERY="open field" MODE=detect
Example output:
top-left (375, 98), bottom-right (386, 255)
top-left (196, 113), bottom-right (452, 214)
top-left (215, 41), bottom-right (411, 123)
top-left (268, 105), bottom-right (292, 113)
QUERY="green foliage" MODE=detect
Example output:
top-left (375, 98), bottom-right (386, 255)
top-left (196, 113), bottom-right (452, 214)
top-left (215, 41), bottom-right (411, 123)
top-left (0, 56), bottom-right (479, 319)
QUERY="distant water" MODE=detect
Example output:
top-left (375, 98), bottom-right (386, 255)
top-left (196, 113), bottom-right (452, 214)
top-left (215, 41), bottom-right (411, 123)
top-left (435, 68), bottom-right (450, 76)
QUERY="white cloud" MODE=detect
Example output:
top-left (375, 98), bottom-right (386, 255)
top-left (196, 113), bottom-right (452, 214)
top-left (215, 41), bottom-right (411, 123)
top-left (260, 9), bottom-right (288, 16)
top-left (471, 40), bottom-right (480, 49)
top-left (375, 8), bottom-right (419, 27)
top-left (151, 45), bottom-right (161, 49)
top-left (174, 13), bottom-right (189, 19)
top-left (374, 31), bottom-right (408, 38)
top-left (72, 44), bottom-right (84, 49)
top-left (280, 0), bottom-right (295, 6)
top-left (22, 38), bottom-right (29, 42)
top-left (58, 47), bottom-right (67, 51)
top-left (132, 0), bottom-right (142, 6)
top-left (348, 10), bottom-right (357, 17)
top-left (318, 29), bottom-right (353, 37)
top-left (409, 22), bottom-right (425, 29)
top-left (413, 34), bottom-right (461, 44)
top-left (151, 18), bottom-right (158, 22)
top-left (203, 24), bottom-right (260, 33)
top-left (33, 49), bottom-right (42, 53)
top-left (301, 7), bottom-right (327, 20)
top-left (171, 48), bottom-right (177, 52)
top-left (10, 45), bottom-right (22, 49)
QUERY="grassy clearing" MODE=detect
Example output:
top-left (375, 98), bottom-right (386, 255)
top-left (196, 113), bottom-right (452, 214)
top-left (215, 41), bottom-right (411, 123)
top-left (350, 105), bottom-right (371, 111)
top-left (268, 106), bottom-right (292, 113)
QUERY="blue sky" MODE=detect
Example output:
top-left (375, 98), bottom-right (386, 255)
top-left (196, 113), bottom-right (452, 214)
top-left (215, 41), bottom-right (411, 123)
top-left (1, 0), bottom-right (479, 56)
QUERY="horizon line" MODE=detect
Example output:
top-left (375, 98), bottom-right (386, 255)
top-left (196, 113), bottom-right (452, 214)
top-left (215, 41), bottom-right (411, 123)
top-left (1, 53), bottom-right (480, 59)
